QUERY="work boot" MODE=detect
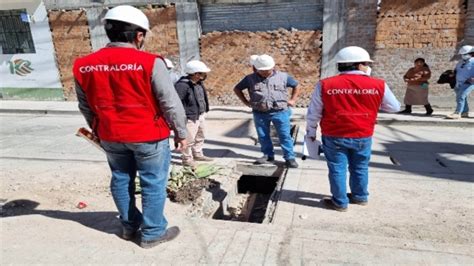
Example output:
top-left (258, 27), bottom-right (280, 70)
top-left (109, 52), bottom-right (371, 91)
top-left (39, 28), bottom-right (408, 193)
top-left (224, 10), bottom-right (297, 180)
top-left (398, 105), bottom-right (412, 114)
top-left (461, 112), bottom-right (469, 118)
top-left (285, 159), bottom-right (299, 168)
top-left (446, 113), bottom-right (461, 119)
top-left (322, 198), bottom-right (347, 212)
top-left (347, 193), bottom-right (368, 206)
top-left (193, 154), bottom-right (213, 162)
top-left (424, 104), bottom-right (433, 116)
top-left (254, 155), bottom-right (275, 165)
top-left (182, 159), bottom-right (196, 168)
top-left (122, 227), bottom-right (139, 241)
top-left (140, 226), bottom-right (180, 249)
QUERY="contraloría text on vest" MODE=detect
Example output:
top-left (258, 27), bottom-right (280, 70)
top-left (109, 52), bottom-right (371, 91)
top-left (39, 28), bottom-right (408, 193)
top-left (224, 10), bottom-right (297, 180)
top-left (79, 64), bottom-right (144, 73)
top-left (326, 88), bottom-right (380, 95)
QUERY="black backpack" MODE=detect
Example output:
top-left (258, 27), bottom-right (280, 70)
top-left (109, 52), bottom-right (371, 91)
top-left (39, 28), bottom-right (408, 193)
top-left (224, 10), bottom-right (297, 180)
top-left (437, 70), bottom-right (456, 89)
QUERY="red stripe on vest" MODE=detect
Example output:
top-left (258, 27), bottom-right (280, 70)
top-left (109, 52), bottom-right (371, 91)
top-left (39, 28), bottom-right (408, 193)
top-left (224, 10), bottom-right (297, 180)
top-left (320, 74), bottom-right (385, 138)
top-left (73, 47), bottom-right (170, 142)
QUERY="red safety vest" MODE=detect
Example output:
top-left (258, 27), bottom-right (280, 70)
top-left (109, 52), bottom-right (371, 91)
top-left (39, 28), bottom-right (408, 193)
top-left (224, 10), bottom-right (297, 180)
top-left (73, 47), bottom-right (170, 142)
top-left (320, 74), bottom-right (385, 138)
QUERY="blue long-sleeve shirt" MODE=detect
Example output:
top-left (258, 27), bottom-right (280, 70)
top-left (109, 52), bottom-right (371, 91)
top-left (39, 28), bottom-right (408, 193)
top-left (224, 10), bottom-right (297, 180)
top-left (306, 71), bottom-right (400, 137)
top-left (455, 58), bottom-right (474, 90)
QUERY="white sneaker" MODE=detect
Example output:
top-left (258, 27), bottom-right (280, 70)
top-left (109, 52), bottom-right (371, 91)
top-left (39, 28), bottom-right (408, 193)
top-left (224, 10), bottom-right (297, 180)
top-left (446, 113), bottom-right (461, 119)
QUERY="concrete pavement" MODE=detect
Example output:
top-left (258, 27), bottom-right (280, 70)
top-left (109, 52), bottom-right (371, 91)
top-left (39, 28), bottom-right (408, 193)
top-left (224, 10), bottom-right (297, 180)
top-left (1, 101), bottom-right (473, 264)
top-left (1, 100), bottom-right (474, 126)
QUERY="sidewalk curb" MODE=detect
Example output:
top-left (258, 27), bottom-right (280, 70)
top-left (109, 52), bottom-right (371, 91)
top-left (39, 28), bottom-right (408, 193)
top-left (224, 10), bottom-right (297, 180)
top-left (0, 109), bottom-right (80, 115)
top-left (1, 107), bottom-right (472, 127)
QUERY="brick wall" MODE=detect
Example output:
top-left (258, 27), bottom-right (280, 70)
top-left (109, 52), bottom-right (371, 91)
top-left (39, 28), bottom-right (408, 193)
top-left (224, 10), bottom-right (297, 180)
top-left (345, 0), bottom-right (378, 54)
top-left (143, 5), bottom-right (180, 63)
top-left (48, 10), bottom-right (92, 100)
top-left (373, 0), bottom-right (466, 107)
top-left (376, 0), bottom-right (465, 49)
top-left (200, 29), bottom-right (322, 106)
top-left (49, 5), bottom-right (179, 101)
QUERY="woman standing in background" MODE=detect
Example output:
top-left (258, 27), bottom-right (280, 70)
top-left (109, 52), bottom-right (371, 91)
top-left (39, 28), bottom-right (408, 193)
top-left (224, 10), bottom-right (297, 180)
top-left (399, 58), bottom-right (433, 115)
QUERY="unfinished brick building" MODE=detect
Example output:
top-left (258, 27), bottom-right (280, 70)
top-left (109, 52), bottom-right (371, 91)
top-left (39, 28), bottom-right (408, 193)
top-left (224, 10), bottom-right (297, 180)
top-left (4, 0), bottom-right (471, 108)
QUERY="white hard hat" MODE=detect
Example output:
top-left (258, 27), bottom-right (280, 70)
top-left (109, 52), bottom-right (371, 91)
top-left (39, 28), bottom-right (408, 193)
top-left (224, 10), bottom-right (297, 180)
top-left (102, 5), bottom-right (150, 31)
top-left (253, 54), bottom-right (275, 70)
top-left (335, 46), bottom-right (373, 63)
top-left (185, 60), bottom-right (211, 74)
top-left (458, 45), bottom-right (474, 55)
top-left (249, 54), bottom-right (259, 66)
top-left (164, 58), bottom-right (174, 69)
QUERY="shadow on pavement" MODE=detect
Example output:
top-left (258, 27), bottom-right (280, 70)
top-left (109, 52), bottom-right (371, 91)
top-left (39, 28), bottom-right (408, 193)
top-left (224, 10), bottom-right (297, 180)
top-left (203, 148), bottom-right (256, 160)
top-left (278, 190), bottom-right (328, 209)
top-left (1, 199), bottom-right (120, 236)
top-left (222, 119), bottom-right (254, 138)
top-left (372, 141), bottom-right (474, 182)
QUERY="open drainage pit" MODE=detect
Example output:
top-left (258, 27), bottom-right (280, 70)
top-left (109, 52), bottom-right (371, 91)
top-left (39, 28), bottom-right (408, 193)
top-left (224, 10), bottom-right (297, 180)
top-left (209, 163), bottom-right (286, 224)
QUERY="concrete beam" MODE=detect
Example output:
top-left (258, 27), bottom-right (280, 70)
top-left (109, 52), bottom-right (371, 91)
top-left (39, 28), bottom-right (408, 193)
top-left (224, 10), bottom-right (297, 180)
top-left (320, 0), bottom-right (345, 79)
top-left (85, 7), bottom-right (108, 51)
top-left (175, 1), bottom-right (201, 71)
top-left (465, 0), bottom-right (474, 44)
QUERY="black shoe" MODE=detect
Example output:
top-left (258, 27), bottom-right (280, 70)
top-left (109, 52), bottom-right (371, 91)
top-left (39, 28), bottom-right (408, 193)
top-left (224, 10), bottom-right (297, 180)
top-left (347, 193), bottom-right (368, 206)
top-left (398, 105), bottom-right (412, 114)
top-left (424, 105), bottom-right (433, 116)
top-left (322, 198), bottom-right (348, 212)
top-left (254, 156), bottom-right (275, 165)
top-left (285, 159), bottom-right (299, 168)
top-left (122, 228), bottom-right (139, 241)
top-left (140, 226), bottom-right (180, 249)
top-left (398, 109), bottom-right (412, 114)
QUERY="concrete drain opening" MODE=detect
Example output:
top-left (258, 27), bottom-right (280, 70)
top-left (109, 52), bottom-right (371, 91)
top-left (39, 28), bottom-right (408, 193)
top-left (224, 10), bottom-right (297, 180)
top-left (184, 162), bottom-right (286, 224)
top-left (211, 164), bottom-right (285, 224)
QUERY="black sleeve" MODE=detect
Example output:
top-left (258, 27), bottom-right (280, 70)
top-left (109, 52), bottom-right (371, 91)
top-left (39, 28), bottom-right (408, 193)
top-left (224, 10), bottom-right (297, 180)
top-left (174, 82), bottom-right (188, 103)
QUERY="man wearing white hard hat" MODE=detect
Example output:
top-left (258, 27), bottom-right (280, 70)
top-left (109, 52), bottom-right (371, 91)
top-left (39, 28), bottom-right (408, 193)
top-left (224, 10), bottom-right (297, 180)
top-left (446, 45), bottom-right (474, 119)
top-left (306, 46), bottom-right (400, 212)
top-left (249, 54), bottom-right (258, 72)
top-left (234, 54), bottom-right (300, 168)
top-left (73, 5), bottom-right (186, 248)
top-left (175, 60), bottom-right (213, 167)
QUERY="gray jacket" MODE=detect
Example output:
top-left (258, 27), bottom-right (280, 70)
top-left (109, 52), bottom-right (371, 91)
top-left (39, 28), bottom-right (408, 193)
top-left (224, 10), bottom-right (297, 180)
top-left (235, 71), bottom-right (297, 112)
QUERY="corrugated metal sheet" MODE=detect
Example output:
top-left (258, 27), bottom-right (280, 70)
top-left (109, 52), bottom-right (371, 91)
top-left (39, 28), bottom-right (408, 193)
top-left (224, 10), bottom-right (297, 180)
top-left (200, 1), bottom-right (324, 33)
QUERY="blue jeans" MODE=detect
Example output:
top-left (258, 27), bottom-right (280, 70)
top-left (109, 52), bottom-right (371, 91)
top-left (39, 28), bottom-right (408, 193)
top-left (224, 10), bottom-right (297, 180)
top-left (455, 85), bottom-right (474, 113)
top-left (253, 109), bottom-right (295, 160)
top-left (101, 139), bottom-right (171, 241)
top-left (322, 136), bottom-right (372, 208)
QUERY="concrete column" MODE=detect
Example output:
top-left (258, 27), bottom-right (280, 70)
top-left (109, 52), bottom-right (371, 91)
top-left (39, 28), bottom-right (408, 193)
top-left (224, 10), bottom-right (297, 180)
top-left (465, 0), bottom-right (474, 44)
top-left (86, 7), bottom-right (108, 51)
top-left (176, 0), bottom-right (201, 73)
top-left (320, 0), bottom-right (345, 79)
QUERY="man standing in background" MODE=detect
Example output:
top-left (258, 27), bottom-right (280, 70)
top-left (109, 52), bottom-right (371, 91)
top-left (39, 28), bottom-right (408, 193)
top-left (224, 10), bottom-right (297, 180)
top-left (446, 45), bottom-right (474, 119)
